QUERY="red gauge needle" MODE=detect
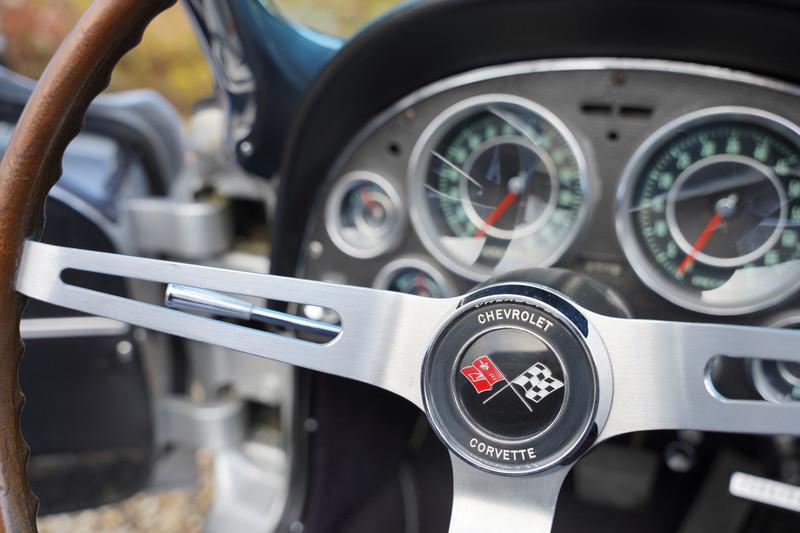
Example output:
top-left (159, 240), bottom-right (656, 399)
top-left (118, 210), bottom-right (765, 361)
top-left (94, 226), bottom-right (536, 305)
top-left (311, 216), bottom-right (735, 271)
top-left (677, 212), bottom-right (725, 276)
top-left (360, 188), bottom-right (374, 205)
top-left (474, 191), bottom-right (519, 238)
top-left (415, 273), bottom-right (431, 297)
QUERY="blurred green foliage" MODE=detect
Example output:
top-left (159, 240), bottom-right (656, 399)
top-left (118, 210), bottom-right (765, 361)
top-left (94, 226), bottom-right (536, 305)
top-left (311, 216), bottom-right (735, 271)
top-left (0, 0), bottom-right (403, 117)
top-left (272, 0), bottom-right (405, 37)
top-left (0, 0), bottom-right (214, 116)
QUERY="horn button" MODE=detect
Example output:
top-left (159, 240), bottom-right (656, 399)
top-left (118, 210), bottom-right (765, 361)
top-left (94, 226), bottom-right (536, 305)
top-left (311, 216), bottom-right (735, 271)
top-left (422, 284), bottom-right (600, 475)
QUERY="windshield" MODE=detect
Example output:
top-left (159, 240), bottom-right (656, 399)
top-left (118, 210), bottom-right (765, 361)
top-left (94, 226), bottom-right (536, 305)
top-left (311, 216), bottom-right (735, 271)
top-left (271, 0), bottom-right (408, 37)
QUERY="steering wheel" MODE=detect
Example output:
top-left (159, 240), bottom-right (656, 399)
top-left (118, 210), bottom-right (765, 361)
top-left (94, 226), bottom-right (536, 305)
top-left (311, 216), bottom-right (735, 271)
top-left (2, 1), bottom-right (800, 532)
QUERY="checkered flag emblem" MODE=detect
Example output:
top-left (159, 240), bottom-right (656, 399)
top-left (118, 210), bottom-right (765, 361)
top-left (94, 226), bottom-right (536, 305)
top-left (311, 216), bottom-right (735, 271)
top-left (512, 363), bottom-right (564, 403)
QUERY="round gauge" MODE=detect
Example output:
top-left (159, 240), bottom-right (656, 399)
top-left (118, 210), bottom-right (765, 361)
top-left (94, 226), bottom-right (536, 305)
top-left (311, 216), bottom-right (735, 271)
top-left (618, 107), bottom-right (800, 315)
top-left (752, 315), bottom-right (800, 403)
top-left (374, 258), bottom-right (454, 298)
top-left (325, 171), bottom-right (404, 258)
top-left (409, 95), bottom-right (592, 281)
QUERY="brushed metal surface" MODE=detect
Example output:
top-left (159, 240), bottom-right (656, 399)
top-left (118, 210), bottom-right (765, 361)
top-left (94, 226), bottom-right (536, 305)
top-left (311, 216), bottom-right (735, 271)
top-left (594, 312), bottom-right (800, 441)
top-left (449, 454), bottom-right (570, 533)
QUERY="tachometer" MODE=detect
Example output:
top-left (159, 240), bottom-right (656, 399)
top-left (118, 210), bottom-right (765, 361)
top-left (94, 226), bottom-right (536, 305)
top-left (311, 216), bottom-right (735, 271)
top-left (618, 107), bottom-right (800, 315)
top-left (409, 95), bottom-right (592, 281)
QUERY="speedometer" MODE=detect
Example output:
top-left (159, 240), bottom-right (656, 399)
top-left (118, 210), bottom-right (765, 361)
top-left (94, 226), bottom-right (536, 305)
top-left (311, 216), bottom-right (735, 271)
top-left (409, 95), bottom-right (592, 281)
top-left (618, 107), bottom-right (800, 315)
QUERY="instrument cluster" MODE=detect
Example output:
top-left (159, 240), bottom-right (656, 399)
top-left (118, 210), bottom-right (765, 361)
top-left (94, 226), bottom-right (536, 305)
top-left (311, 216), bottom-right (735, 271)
top-left (302, 59), bottom-right (800, 323)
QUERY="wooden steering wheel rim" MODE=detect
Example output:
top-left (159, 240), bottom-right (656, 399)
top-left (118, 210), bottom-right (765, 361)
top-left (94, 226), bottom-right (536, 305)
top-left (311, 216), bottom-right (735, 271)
top-left (0, 1), bottom-right (175, 530)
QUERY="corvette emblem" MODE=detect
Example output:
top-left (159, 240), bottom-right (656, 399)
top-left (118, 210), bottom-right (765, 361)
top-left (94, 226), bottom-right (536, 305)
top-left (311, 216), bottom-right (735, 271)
top-left (422, 290), bottom-right (600, 474)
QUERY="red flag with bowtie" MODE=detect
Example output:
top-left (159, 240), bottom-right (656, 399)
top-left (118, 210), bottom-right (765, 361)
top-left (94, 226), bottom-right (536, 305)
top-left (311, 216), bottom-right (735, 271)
top-left (460, 356), bottom-right (506, 393)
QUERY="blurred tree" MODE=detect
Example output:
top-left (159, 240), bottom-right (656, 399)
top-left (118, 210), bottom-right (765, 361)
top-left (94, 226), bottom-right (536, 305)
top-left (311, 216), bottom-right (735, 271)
top-left (271, 0), bottom-right (406, 37)
top-left (0, 0), bottom-right (214, 116)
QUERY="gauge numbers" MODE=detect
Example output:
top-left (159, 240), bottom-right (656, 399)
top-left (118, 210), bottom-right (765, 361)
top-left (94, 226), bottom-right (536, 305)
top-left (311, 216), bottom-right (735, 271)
top-left (618, 107), bottom-right (800, 315)
top-left (410, 95), bottom-right (591, 281)
top-left (325, 171), bottom-right (404, 258)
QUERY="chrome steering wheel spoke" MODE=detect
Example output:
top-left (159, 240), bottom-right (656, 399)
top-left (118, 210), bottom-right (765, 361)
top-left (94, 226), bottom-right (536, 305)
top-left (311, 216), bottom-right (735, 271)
top-left (16, 241), bottom-right (458, 407)
top-left (594, 313), bottom-right (800, 441)
top-left (448, 455), bottom-right (571, 533)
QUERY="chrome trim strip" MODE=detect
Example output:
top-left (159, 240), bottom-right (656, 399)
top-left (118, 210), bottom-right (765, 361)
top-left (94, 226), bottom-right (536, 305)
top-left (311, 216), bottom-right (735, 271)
top-left (20, 316), bottom-right (130, 340)
top-left (165, 283), bottom-right (342, 337)
top-left (395, 58), bottom-right (800, 118)
top-left (337, 58), bottom-right (800, 170)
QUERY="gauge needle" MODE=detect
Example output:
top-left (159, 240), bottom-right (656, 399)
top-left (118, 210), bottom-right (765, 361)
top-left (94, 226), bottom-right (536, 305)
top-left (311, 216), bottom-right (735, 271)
top-left (432, 151), bottom-right (484, 191)
top-left (360, 188), bottom-right (374, 205)
top-left (416, 273), bottom-right (430, 297)
top-left (474, 191), bottom-right (519, 238)
top-left (677, 212), bottom-right (725, 277)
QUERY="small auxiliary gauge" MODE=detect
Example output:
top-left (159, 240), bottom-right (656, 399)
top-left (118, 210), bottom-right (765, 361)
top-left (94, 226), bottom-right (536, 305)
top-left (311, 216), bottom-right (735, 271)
top-left (325, 171), bottom-right (404, 258)
top-left (752, 315), bottom-right (800, 403)
top-left (374, 258), bottom-right (454, 298)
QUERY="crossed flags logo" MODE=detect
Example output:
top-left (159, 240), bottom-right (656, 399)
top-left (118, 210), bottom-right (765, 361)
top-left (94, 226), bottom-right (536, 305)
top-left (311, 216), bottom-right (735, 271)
top-left (460, 356), bottom-right (564, 411)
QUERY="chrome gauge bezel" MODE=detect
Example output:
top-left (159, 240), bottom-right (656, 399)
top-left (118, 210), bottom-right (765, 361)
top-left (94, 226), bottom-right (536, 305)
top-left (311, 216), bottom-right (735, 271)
top-left (752, 314), bottom-right (800, 403)
top-left (616, 106), bottom-right (800, 316)
top-left (325, 170), bottom-right (405, 259)
top-left (372, 256), bottom-right (456, 297)
top-left (408, 94), bottom-right (594, 282)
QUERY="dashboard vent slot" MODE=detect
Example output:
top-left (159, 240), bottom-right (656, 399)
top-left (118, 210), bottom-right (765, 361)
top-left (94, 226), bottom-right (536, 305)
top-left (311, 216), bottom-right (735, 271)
top-left (580, 103), bottom-right (613, 116)
top-left (580, 103), bottom-right (654, 119)
top-left (619, 105), bottom-right (653, 118)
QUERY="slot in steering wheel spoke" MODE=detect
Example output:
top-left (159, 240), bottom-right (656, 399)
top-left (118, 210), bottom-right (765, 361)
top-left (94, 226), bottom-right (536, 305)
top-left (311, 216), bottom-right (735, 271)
top-left (16, 240), bottom-right (458, 407)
